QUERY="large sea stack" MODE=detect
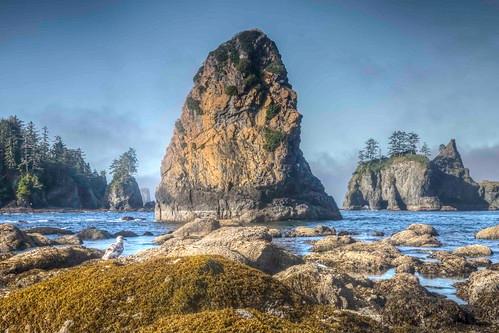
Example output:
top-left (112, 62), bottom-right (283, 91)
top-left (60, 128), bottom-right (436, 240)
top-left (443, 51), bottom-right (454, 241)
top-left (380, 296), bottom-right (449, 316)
top-left (156, 30), bottom-right (341, 223)
top-left (343, 139), bottom-right (492, 211)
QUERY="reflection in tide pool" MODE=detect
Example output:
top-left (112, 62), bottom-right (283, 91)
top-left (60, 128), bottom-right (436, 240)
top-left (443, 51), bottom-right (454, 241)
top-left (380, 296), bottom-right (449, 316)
top-left (1, 209), bottom-right (498, 303)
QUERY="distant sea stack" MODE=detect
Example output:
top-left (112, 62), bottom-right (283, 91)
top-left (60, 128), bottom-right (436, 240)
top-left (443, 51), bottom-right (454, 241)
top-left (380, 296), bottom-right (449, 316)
top-left (344, 139), bottom-right (494, 211)
top-left (155, 30), bottom-right (341, 223)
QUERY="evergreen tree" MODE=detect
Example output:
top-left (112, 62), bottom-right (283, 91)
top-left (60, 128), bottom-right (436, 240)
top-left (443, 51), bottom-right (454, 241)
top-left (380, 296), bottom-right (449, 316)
top-left (388, 131), bottom-right (405, 157)
top-left (51, 136), bottom-right (67, 164)
top-left (358, 149), bottom-right (366, 164)
top-left (420, 142), bottom-right (431, 158)
top-left (20, 121), bottom-right (40, 173)
top-left (110, 148), bottom-right (138, 182)
top-left (407, 132), bottom-right (420, 154)
top-left (439, 144), bottom-right (446, 152)
top-left (364, 138), bottom-right (381, 161)
top-left (40, 126), bottom-right (50, 162)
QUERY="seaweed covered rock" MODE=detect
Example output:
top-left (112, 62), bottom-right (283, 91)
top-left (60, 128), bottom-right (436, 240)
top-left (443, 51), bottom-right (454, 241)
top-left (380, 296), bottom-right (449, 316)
top-left (0, 256), bottom-right (305, 332)
top-left (0, 246), bottom-right (102, 296)
top-left (456, 269), bottom-right (499, 324)
top-left (274, 263), bottom-right (382, 311)
top-left (453, 244), bottom-right (493, 257)
top-left (384, 223), bottom-right (441, 247)
top-left (155, 29), bottom-right (341, 223)
top-left (311, 235), bottom-right (356, 252)
top-left (305, 241), bottom-right (401, 274)
top-left (375, 273), bottom-right (472, 330)
top-left (475, 225), bottom-right (499, 240)
top-left (418, 251), bottom-right (477, 277)
top-left (139, 307), bottom-right (385, 333)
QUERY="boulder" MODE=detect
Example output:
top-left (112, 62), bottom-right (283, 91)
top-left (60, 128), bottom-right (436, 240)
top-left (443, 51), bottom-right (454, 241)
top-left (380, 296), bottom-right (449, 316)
top-left (143, 231), bottom-right (154, 236)
top-left (155, 30), bottom-right (341, 223)
top-left (172, 218), bottom-right (220, 238)
top-left (121, 216), bottom-right (135, 221)
top-left (114, 230), bottom-right (139, 238)
top-left (475, 225), bottom-right (499, 240)
top-left (147, 226), bottom-right (302, 274)
top-left (0, 224), bottom-right (36, 253)
top-left (274, 263), bottom-right (382, 311)
top-left (371, 231), bottom-right (384, 237)
top-left (385, 223), bottom-right (441, 247)
top-left (375, 273), bottom-right (472, 329)
top-left (55, 235), bottom-right (82, 245)
top-left (456, 269), bottom-right (499, 324)
top-left (154, 233), bottom-right (174, 245)
top-left (27, 233), bottom-right (56, 247)
top-left (453, 244), bottom-right (493, 257)
top-left (77, 227), bottom-right (113, 240)
top-left (286, 225), bottom-right (335, 237)
top-left (311, 235), bottom-right (356, 252)
top-left (267, 228), bottom-right (282, 238)
top-left (0, 246), bottom-right (102, 281)
top-left (25, 227), bottom-right (74, 235)
top-left (306, 241), bottom-right (401, 274)
top-left (418, 251), bottom-right (477, 277)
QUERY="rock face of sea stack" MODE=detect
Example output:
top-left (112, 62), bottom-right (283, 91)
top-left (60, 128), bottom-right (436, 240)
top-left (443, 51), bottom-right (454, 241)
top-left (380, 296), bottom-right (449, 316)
top-left (155, 30), bottom-right (341, 223)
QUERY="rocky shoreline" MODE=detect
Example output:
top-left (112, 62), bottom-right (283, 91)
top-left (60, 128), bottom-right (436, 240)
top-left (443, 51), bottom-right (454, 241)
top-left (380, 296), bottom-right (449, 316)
top-left (0, 219), bottom-right (497, 332)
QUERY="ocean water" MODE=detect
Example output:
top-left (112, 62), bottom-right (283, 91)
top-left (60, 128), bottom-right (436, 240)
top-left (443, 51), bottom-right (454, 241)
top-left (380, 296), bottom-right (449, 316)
top-left (1, 210), bottom-right (498, 303)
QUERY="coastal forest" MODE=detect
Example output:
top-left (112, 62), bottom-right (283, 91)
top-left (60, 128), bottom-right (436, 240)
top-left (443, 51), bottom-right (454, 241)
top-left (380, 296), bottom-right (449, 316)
top-left (0, 116), bottom-right (142, 210)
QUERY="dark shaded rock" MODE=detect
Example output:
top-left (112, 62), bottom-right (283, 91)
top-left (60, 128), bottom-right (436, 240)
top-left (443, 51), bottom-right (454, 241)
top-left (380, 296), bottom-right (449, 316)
top-left (371, 231), bottom-right (384, 237)
top-left (77, 227), bottom-right (113, 240)
top-left (479, 181), bottom-right (499, 210)
top-left (121, 216), bottom-right (135, 221)
top-left (375, 273), bottom-right (472, 329)
top-left (25, 227), bottom-right (74, 235)
top-left (143, 231), bottom-right (153, 236)
top-left (114, 230), bottom-right (138, 237)
top-left (155, 30), bottom-right (341, 223)
top-left (0, 224), bottom-right (36, 253)
top-left (108, 175), bottom-right (143, 210)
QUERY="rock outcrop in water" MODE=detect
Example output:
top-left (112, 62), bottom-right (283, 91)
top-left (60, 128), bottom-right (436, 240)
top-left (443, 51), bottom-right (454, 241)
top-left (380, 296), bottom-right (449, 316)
top-left (155, 30), bottom-right (341, 223)
top-left (344, 139), bottom-right (492, 211)
top-left (107, 175), bottom-right (143, 210)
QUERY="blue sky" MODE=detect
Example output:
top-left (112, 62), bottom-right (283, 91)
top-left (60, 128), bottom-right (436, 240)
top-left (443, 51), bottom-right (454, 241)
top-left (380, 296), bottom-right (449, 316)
top-left (1, 0), bottom-right (499, 202)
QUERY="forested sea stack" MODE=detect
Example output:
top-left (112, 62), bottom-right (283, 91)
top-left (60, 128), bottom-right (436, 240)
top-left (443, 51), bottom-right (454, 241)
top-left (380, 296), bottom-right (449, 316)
top-left (344, 138), bottom-right (493, 211)
top-left (156, 30), bottom-right (341, 223)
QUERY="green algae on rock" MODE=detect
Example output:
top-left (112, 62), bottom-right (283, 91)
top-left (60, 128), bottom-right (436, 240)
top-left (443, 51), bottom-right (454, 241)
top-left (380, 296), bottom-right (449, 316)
top-left (0, 256), bottom-right (304, 332)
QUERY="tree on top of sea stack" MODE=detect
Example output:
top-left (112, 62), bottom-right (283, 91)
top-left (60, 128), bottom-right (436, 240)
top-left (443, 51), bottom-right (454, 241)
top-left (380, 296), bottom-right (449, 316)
top-left (155, 29), bottom-right (341, 223)
top-left (107, 148), bottom-right (143, 210)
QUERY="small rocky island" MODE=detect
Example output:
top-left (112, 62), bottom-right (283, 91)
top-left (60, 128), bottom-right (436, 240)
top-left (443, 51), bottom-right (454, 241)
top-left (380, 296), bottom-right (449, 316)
top-left (155, 30), bottom-right (341, 223)
top-left (344, 136), bottom-right (499, 211)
